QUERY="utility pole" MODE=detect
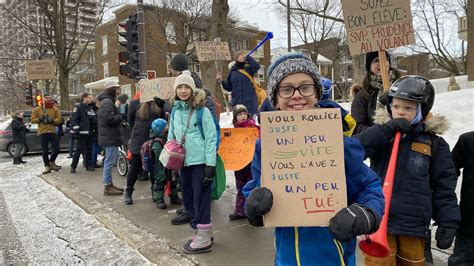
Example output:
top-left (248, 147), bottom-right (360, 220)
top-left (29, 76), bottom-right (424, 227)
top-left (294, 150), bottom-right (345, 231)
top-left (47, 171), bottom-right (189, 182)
top-left (287, 0), bottom-right (291, 52)
top-left (137, 0), bottom-right (146, 79)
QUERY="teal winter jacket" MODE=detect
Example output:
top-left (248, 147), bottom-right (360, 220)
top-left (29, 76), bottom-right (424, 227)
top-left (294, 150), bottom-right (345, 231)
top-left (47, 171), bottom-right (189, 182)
top-left (168, 90), bottom-right (217, 167)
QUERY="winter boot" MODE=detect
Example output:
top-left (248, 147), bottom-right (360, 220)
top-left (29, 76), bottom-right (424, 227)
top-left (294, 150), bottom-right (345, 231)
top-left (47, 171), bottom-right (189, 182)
top-left (104, 184), bottom-right (123, 196)
top-left (182, 224), bottom-right (213, 254)
top-left (86, 166), bottom-right (95, 171)
top-left (170, 195), bottom-right (182, 205)
top-left (157, 199), bottom-right (167, 209)
top-left (70, 166), bottom-right (76, 174)
top-left (124, 188), bottom-right (134, 205)
top-left (171, 212), bottom-right (193, 225)
top-left (111, 183), bottom-right (124, 192)
top-left (229, 212), bottom-right (247, 221)
top-left (42, 165), bottom-right (52, 175)
top-left (13, 158), bottom-right (20, 165)
top-left (49, 161), bottom-right (61, 171)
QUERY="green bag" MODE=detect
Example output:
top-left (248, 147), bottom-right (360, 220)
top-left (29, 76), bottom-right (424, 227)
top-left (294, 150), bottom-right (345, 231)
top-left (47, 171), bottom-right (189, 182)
top-left (211, 155), bottom-right (226, 200)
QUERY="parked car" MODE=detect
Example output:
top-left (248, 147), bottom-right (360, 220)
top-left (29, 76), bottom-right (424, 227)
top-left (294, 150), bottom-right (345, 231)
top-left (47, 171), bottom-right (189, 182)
top-left (0, 110), bottom-right (72, 157)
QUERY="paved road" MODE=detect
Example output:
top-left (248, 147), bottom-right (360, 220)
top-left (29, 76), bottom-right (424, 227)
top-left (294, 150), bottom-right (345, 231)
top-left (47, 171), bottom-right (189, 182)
top-left (0, 156), bottom-right (151, 264)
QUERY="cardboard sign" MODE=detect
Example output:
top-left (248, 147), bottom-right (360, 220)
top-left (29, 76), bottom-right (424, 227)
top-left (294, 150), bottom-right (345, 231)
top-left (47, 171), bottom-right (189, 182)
top-left (26, 59), bottom-right (55, 80)
top-left (260, 109), bottom-right (347, 227)
top-left (218, 128), bottom-right (259, 170)
top-left (341, 0), bottom-right (415, 56)
top-left (139, 77), bottom-right (176, 103)
top-left (195, 41), bottom-right (231, 61)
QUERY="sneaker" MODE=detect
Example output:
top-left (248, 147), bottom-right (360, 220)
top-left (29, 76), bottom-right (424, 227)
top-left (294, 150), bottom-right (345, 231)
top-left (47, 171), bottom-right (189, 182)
top-left (104, 184), bottom-right (123, 196)
top-left (229, 213), bottom-right (247, 221)
top-left (171, 212), bottom-right (192, 225)
top-left (182, 224), bottom-right (213, 254)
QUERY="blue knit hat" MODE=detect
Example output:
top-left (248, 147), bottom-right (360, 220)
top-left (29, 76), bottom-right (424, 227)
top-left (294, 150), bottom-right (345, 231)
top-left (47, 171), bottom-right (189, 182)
top-left (320, 77), bottom-right (332, 100)
top-left (267, 52), bottom-right (322, 107)
top-left (151, 118), bottom-right (167, 135)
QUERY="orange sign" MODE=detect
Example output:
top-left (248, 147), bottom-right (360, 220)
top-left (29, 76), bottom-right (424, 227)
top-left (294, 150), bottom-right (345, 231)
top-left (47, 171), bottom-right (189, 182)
top-left (218, 128), bottom-right (259, 170)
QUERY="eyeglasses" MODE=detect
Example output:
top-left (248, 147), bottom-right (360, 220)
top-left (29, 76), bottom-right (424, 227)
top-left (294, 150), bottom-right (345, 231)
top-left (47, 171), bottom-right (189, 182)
top-left (277, 84), bottom-right (317, 99)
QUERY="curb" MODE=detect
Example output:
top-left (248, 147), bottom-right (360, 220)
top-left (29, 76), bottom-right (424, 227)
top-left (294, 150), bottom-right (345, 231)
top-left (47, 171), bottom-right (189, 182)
top-left (39, 172), bottom-right (198, 266)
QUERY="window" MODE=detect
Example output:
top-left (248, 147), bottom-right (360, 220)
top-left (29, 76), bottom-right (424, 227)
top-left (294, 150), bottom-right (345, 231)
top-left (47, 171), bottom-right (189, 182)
top-left (165, 22), bottom-right (176, 44)
top-left (258, 65), bottom-right (265, 84)
top-left (101, 35), bottom-right (108, 55)
top-left (103, 62), bottom-right (109, 78)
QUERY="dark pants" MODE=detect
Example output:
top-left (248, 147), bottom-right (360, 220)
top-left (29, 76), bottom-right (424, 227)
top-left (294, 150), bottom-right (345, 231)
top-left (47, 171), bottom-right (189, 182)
top-left (153, 169), bottom-right (179, 200)
top-left (126, 154), bottom-right (142, 189)
top-left (181, 164), bottom-right (211, 228)
top-left (234, 164), bottom-right (252, 216)
top-left (40, 133), bottom-right (59, 166)
top-left (13, 142), bottom-right (25, 159)
top-left (71, 135), bottom-right (93, 168)
top-left (449, 234), bottom-right (474, 266)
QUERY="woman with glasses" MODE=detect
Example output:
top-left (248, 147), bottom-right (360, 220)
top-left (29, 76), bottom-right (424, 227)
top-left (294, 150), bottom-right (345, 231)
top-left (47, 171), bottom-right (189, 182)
top-left (242, 52), bottom-right (384, 266)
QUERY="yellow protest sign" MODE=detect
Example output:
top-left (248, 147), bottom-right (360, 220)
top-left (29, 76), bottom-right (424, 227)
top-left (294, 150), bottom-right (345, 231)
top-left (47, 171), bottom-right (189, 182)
top-left (341, 0), bottom-right (415, 56)
top-left (218, 128), bottom-right (259, 171)
top-left (260, 109), bottom-right (347, 227)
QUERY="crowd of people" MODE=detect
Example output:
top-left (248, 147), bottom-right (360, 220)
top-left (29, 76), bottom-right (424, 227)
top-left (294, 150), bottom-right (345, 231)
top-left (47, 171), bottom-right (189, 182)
top-left (10, 51), bottom-right (473, 265)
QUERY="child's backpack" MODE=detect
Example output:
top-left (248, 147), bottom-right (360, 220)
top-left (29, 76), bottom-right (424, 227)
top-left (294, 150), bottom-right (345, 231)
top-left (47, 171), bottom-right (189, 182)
top-left (141, 136), bottom-right (164, 173)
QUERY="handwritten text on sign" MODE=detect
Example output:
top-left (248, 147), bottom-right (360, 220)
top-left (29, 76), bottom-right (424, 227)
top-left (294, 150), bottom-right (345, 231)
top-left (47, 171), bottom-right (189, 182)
top-left (341, 0), bottom-right (415, 56)
top-left (139, 77), bottom-right (176, 103)
top-left (260, 109), bottom-right (347, 227)
top-left (195, 41), bottom-right (231, 62)
top-left (218, 128), bottom-right (259, 171)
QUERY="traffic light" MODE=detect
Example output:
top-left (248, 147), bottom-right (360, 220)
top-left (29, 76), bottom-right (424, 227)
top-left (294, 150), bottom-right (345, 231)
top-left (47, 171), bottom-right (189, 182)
top-left (118, 14), bottom-right (139, 79)
top-left (25, 83), bottom-right (33, 106)
top-left (36, 95), bottom-right (42, 107)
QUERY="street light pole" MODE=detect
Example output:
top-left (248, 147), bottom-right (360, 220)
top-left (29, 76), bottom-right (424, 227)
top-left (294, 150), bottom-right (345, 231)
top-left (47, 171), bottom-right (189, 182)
top-left (137, 0), bottom-right (146, 79)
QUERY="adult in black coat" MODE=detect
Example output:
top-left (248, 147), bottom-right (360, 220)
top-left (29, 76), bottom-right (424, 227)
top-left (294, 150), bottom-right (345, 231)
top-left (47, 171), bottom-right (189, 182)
top-left (11, 111), bottom-right (29, 164)
top-left (351, 51), bottom-right (401, 135)
top-left (124, 100), bottom-right (162, 205)
top-left (70, 92), bottom-right (95, 173)
top-left (98, 80), bottom-right (124, 195)
top-left (449, 131), bottom-right (474, 266)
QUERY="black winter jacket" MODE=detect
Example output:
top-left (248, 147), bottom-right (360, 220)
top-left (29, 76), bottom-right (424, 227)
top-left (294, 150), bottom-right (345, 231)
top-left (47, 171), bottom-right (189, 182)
top-left (11, 117), bottom-right (28, 144)
top-left (452, 131), bottom-right (474, 236)
top-left (98, 93), bottom-right (124, 147)
top-left (71, 102), bottom-right (96, 136)
top-left (355, 111), bottom-right (460, 238)
top-left (128, 105), bottom-right (161, 155)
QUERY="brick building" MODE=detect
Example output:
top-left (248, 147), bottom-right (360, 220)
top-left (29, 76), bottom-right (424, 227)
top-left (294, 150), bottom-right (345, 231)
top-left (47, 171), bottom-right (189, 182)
top-left (89, 4), bottom-right (271, 97)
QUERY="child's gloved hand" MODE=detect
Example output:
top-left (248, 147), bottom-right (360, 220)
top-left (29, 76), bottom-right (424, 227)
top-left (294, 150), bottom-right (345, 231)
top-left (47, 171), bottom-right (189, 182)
top-left (245, 187), bottom-right (273, 227)
top-left (329, 204), bottom-right (380, 242)
top-left (202, 166), bottom-right (215, 186)
top-left (435, 226), bottom-right (456, 249)
top-left (385, 118), bottom-right (411, 134)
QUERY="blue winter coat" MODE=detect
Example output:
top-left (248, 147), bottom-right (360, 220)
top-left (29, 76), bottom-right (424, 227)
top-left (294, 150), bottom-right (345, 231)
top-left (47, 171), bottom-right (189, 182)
top-left (243, 106), bottom-right (384, 266)
top-left (222, 56), bottom-right (260, 115)
top-left (355, 111), bottom-right (460, 238)
top-left (168, 90), bottom-right (217, 167)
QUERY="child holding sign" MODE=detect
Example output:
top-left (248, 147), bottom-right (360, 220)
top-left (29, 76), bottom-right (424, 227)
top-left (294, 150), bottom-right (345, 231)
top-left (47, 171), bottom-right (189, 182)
top-left (229, 104), bottom-right (260, 220)
top-left (355, 76), bottom-right (460, 265)
top-left (243, 53), bottom-right (385, 265)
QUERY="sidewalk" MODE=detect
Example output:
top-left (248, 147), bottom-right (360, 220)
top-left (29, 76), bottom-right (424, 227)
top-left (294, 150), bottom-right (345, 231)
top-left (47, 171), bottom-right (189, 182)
top-left (40, 155), bottom-right (449, 265)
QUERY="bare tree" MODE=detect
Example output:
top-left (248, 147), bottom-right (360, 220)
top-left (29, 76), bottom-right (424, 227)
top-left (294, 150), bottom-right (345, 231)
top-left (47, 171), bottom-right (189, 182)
top-left (411, 0), bottom-right (467, 76)
top-left (0, 0), bottom-right (110, 110)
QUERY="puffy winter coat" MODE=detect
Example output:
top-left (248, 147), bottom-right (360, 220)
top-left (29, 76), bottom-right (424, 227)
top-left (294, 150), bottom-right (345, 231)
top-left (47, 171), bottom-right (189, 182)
top-left (127, 105), bottom-right (161, 155)
top-left (11, 116), bottom-right (28, 144)
top-left (242, 104), bottom-right (384, 266)
top-left (355, 109), bottom-right (461, 238)
top-left (167, 90), bottom-right (217, 167)
top-left (222, 56), bottom-right (260, 115)
top-left (71, 102), bottom-right (96, 136)
top-left (452, 131), bottom-right (474, 236)
top-left (30, 105), bottom-right (62, 135)
top-left (97, 93), bottom-right (123, 147)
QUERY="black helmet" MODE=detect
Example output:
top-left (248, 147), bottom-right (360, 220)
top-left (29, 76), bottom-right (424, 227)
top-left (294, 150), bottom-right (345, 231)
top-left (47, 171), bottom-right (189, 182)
top-left (388, 75), bottom-right (435, 118)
